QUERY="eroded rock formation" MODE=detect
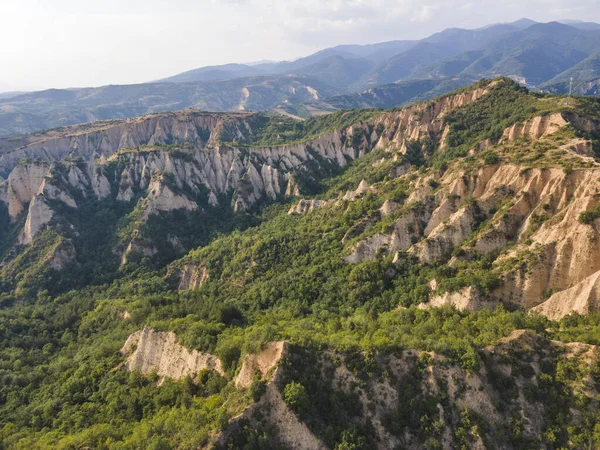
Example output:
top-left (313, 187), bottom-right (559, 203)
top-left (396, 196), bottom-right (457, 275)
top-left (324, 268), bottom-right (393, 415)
top-left (120, 327), bottom-right (224, 379)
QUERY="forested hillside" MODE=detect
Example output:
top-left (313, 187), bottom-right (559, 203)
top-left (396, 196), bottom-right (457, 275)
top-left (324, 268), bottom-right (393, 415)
top-left (3, 79), bottom-right (600, 449)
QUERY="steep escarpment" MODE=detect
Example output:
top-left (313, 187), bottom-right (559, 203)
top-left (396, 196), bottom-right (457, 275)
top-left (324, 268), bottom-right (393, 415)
top-left (0, 82), bottom-right (494, 270)
top-left (0, 111), bottom-right (250, 177)
top-left (115, 330), bottom-right (600, 450)
top-left (159, 81), bottom-right (600, 322)
top-left (340, 161), bottom-right (600, 315)
top-left (219, 334), bottom-right (600, 450)
top-left (121, 327), bottom-right (225, 379)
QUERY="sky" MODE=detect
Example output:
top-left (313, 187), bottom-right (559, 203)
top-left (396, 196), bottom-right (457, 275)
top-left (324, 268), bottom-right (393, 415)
top-left (1, 0), bottom-right (600, 91)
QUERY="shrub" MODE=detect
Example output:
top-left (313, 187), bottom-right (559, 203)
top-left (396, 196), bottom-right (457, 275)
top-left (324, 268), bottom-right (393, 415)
top-left (283, 381), bottom-right (309, 415)
top-left (482, 151), bottom-right (499, 165)
top-left (579, 205), bottom-right (600, 225)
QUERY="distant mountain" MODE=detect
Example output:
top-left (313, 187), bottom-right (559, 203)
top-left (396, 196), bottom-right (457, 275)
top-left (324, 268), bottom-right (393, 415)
top-left (279, 77), bottom-right (476, 117)
top-left (416, 22), bottom-right (600, 85)
top-left (290, 55), bottom-right (375, 91)
top-left (0, 75), bottom-right (335, 136)
top-left (360, 42), bottom-right (459, 87)
top-left (158, 63), bottom-right (265, 83)
top-left (543, 51), bottom-right (600, 95)
top-left (558, 20), bottom-right (600, 31)
top-left (163, 19), bottom-right (600, 93)
top-left (0, 91), bottom-right (28, 100)
top-left (2, 18), bottom-right (600, 137)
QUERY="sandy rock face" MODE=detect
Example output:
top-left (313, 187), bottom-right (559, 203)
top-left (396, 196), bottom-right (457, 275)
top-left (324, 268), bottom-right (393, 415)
top-left (222, 331), bottom-right (596, 450)
top-left (235, 341), bottom-right (287, 388)
top-left (411, 206), bottom-right (478, 264)
top-left (121, 327), bottom-right (224, 379)
top-left (177, 264), bottom-right (209, 290)
top-left (343, 159), bottom-right (600, 316)
top-left (19, 195), bottom-right (54, 245)
top-left (229, 383), bottom-right (328, 450)
top-left (0, 112), bottom-right (249, 177)
top-left (288, 199), bottom-right (329, 215)
top-left (4, 163), bottom-right (49, 219)
top-left (0, 86), bottom-right (495, 253)
top-left (49, 241), bottom-right (76, 270)
top-left (500, 113), bottom-right (567, 142)
top-left (143, 177), bottom-right (198, 217)
top-left (220, 341), bottom-right (327, 450)
top-left (530, 270), bottom-right (600, 320)
top-left (419, 286), bottom-right (497, 312)
top-left (373, 85), bottom-right (490, 152)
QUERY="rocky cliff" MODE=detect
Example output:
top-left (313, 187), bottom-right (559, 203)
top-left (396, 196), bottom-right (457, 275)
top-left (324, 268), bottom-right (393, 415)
top-left (5, 78), bottom-right (600, 450)
top-left (121, 327), bottom-right (225, 379)
top-left (315, 105), bottom-right (600, 318)
top-left (0, 83), bottom-right (491, 259)
top-left (217, 333), bottom-right (600, 450)
top-left (3, 79), bottom-right (600, 319)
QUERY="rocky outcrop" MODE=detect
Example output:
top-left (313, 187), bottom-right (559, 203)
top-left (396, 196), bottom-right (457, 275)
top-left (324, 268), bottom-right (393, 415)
top-left (288, 199), bottom-right (329, 215)
top-left (344, 207), bottom-right (429, 263)
top-left (221, 333), bottom-right (600, 450)
top-left (121, 327), bottom-right (224, 380)
top-left (235, 341), bottom-right (287, 388)
top-left (143, 176), bottom-right (198, 217)
top-left (373, 85), bottom-right (491, 152)
top-left (120, 239), bottom-right (158, 266)
top-left (411, 206), bottom-right (478, 264)
top-left (19, 195), bottom-right (54, 245)
top-left (0, 84), bottom-right (499, 251)
top-left (419, 286), bottom-right (497, 312)
top-left (342, 179), bottom-right (374, 200)
top-left (49, 240), bottom-right (76, 270)
top-left (344, 162), bottom-right (600, 314)
top-left (177, 264), bottom-right (209, 290)
top-left (379, 199), bottom-right (401, 216)
top-left (484, 167), bottom-right (600, 309)
top-left (220, 341), bottom-right (327, 450)
top-left (530, 270), bottom-right (600, 319)
top-left (224, 382), bottom-right (328, 450)
top-left (0, 111), bottom-right (251, 177)
top-left (500, 113), bottom-right (567, 142)
top-left (0, 163), bottom-right (49, 218)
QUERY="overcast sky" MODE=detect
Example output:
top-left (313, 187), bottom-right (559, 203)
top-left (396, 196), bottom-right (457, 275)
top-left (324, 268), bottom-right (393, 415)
top-left (1, 0), bottom-right (599, 91)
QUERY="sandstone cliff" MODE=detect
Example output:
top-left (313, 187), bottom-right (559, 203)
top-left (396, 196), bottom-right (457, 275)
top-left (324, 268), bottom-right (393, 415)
top-left (120, 327), bottom-right (224, 379)
top-left (235, 341), bottom-right (287, 388)
top-left (218, 333), bottom-right (600, 450)
top-left (317, 106), bottom-right (600, 318)
top-left (0, 84), bottom-right (491, 253)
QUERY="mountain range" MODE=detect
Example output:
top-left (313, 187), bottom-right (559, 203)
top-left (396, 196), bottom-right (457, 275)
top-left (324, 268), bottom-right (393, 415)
top-left (1, 19), bottom-right (600, 137)
top-left (4, 78), bottom-right (600, 448)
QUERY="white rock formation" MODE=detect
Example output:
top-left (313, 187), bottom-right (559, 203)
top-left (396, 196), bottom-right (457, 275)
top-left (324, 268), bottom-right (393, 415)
top-left (288, 199), bottom-right (329, 215)
top-left (235, 341), bottom-right (287, 388)
top-left (178, 264), bottom-right (209, 290)
top-left (121, 327), bottom-right (224, 379)
top-left (531, 270), bottom-right (600, 320)
top-left (19, 195), bottom-right (53, 245)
